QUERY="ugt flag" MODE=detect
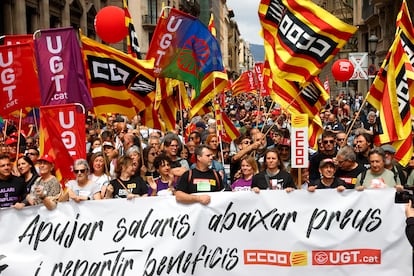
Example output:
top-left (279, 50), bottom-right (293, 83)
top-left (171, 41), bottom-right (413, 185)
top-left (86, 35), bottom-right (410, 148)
top-left (147, 8), bottom-right (224, 96)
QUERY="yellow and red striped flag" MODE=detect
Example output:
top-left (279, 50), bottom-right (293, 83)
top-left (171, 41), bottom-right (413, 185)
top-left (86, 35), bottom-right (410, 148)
top-left (123, 0), bottom-right (142, 58)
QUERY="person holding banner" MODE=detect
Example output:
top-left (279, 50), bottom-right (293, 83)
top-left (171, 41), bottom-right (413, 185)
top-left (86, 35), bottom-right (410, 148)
top-left (251, 148), bottom-right (296, 193)
top-left (105, 156), bottom-right (148, 199)
top-left (175, 145), bottom-right (224, 205)
top-left (61, 159), bottom-right (102, 202)
top-left (147, 153), bottom-right (176, 196)
top-left (88, 152), bottom-right (111, 198)
top-left (0, 154), bottom-right (26, 208)
top-left (308, 158), bottom-right (346, 192)
top-left (231, 156), bottom-right (258, 191)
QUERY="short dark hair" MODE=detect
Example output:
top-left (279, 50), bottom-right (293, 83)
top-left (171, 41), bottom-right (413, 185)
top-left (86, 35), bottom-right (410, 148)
top-left (154, 153), bottom-right (172, 169)
top-left (194, 144), bottom-right (212, 158)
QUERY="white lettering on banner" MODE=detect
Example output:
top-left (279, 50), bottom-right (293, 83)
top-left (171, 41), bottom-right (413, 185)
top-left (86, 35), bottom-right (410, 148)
top-left (0, 50), bottom-right (16, 102)
top-left (154, 16), bottom-right (183, 73)
top-left (0, 190), bottom-right (411, 275)
top-left (46, 35), bottom-right (66, 101)
top-left (59, 111), bottom-right (76, 156)
top-left (92, 61), bottom-right (130, 82)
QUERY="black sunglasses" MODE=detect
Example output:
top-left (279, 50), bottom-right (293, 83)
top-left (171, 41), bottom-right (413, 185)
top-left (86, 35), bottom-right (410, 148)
top-left (74, 169), bottom-right (87, 174)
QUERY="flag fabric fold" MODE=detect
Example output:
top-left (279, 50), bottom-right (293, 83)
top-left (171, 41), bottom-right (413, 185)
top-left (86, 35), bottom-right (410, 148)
top-left (124, 0), bottom-right (142, 59)
top-left (258, 0), bottom-right (357, 83)
top-left (231, 70), bottom-right (257, 96)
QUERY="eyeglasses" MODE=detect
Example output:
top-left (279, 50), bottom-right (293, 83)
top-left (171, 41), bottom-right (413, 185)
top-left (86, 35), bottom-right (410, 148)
top-left (323, 140), bottom-right (335, 145)
top-left (336, 138), bottom-right (345, 141)
top-left (26, 152), bottom-right (38, 156)
top-left (74, 169), bottom-right (87, 174)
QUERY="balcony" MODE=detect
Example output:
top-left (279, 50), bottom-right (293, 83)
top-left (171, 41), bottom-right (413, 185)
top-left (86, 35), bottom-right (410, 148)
top-left (142, 14), bottom-right (158, 29)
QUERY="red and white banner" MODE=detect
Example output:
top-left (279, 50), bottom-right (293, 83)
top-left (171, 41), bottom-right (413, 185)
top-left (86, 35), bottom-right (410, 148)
top-left (291, 113), bottom-right (309, 168)
top-left (255, 62), bottom-right (268, 96)
top-left (39, 104), bottom-right (86, 184)
top-left (0, 190), bottom-right (410, 275)
top-left (0, 42), bottom-right (41, 116)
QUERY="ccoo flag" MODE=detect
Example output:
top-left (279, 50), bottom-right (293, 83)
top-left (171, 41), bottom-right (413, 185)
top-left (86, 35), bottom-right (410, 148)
top-left (258, 0), bottom-right (357, 83)
top-left (147, 8), bottom-right (224, 96)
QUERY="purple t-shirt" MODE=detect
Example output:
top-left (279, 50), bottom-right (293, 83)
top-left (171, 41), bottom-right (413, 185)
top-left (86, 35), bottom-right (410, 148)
top-left (231, 178), bottom-right (252, 191)
top-left (148, 179), bottom-right (175, 196)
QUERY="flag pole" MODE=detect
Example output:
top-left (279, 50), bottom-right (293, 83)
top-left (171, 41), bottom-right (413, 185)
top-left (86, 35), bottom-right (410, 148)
top-left (344, 91), bottom-right (370, 142)
top-left (178, 82), bottom-right (184, 138)
top-left (16, 109), bottom-right (23, 159)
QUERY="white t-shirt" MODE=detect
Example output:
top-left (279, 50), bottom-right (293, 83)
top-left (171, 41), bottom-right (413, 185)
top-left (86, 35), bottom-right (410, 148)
top-left (66, 180), bottom-right (101, 200)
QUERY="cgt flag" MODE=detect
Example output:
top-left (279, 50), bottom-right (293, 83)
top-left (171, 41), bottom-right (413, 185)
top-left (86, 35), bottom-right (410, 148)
top-left (81, 35), bottom-right (156, 119)
top-left (147, 8), bottom-right (225, 96)
top-left (258, 0), bottom-right (357, 83)
top-left (34, 27), bottom-right (92, 109)
top-left (39, 104), bottom-right (86, 185)
top-left (124, 0), bottom-right (142, 59)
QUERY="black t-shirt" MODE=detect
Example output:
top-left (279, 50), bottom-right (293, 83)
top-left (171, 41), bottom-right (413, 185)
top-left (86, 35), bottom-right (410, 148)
top-left (335, 163), bottom-right (366, 189)
top-left (110, 176), bottom-right (148, 198)
top-left (251, 170), bottom-right (296, 190)
top-left (176, 168), bottom-right (223, 194)
top-left (0, 175), bottom-right (26, 208)
top-left (309, 177), bottom-right (346, 189)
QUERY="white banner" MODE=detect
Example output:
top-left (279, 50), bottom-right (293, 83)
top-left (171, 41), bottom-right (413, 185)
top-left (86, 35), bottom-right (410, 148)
top-left (0, 190), bottom-right (411, 275)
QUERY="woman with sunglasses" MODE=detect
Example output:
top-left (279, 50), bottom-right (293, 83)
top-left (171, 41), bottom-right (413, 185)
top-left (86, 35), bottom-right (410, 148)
top-left (62, 159), bottom-right (101, 202)
top-left (142, 145), bottom-right (159, 181)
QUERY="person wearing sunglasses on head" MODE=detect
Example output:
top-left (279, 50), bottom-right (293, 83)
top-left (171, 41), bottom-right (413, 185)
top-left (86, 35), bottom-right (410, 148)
top-left (309, 130), bottom-right (338, 182)
top-left (230, 134), bottom-right (254, 183)
top-left (61, 159), bottom-right (101, 202)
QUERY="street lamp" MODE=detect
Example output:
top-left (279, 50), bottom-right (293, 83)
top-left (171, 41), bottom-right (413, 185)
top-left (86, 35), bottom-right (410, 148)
top-left (368, 34), bottom-right (379, 66)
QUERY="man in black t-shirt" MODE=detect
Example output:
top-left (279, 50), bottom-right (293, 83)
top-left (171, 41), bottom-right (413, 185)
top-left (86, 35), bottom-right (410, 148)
top-left (335, 145), bottom-right (366, 189)
top-left (308, 158), bottom-right (346, 192)
top-left (175, 145), bottom-right (223, 205)
top-left (0, 154), bottom-right (26, 208)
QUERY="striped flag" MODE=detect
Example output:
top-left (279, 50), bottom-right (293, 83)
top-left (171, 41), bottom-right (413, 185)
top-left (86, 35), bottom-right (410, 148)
top-left (208, 13), bottom-right (217, 38)
top-left (81, 35), bottom-right (155, 119)
top-left (258, 0), bottom-right (357, 83)
top-left (123, 0), bottom-right (142, 58)
top-left (231, 70), bottom-right (257, 96)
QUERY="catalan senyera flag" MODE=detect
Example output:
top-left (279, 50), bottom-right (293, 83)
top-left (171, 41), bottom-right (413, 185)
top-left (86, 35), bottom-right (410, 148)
top-left (258, 0), bottom-right (357, 83)
top-left (124, 0), bottom-right (142, 59)
top-left (367, 31), bottom-right (414, 166)
top-left (147, 8), bottom-right (225, 96)
top-left (208, 13), bottom-right (217, 38)
top-left (189, 71), bottom-right (228, 117)
top-left (221, 110), bottom-right (241, 143)
top-left (81, 35), bottom-right (156, 119)
top-left (231, 70), bottom-right (257, 96)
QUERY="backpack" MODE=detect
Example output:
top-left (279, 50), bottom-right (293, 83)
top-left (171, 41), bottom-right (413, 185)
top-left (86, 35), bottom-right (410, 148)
top-left (187, 168), bottom-right (221, 191)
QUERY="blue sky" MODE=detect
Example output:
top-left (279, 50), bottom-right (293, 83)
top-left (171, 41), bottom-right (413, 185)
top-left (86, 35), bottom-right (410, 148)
top-left (227, 0), bottom-right (263, 45)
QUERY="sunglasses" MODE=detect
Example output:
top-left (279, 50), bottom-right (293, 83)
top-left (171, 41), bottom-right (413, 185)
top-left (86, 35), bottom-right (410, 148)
top-left (323, 140), bottom-right (335, 144)
top-left (26, 152), bottom-right (38, 156)
top-left (74, 169), bottom-right (87, 174)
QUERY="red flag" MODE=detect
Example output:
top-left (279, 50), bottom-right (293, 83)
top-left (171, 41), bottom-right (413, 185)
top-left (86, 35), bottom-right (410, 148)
top-left (39, 104), bottom-right (86, 185)
top-left (1, 34), bottom-right (33, 45)
top-left (0, 42), bottom-right (41, 116)
top-left (324, 76), bottom-right (330, 95)
top-left (231, 70), bottom-right (257, 96)
top-left (254, 63), bottom-right (268, 96)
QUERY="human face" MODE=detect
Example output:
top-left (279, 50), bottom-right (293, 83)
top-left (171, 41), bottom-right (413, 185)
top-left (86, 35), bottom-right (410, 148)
top-left (129, 151), bottom-right (140, 166)
top-left (91, 140), bottom-right (101, 149)
top-left (0, 158), bottom-right (12, 180)
top-left (148, 149), bottom-right (158, 162)
top-left (278, 146), bottom-right (290, 161)
top-left (253, 133), bottom-right (267, 150)
top-left (93, 156), bottom-right (105, 174)
top-left (319, 164), bottom-right (335, 179)
top-left (239, 138), bottom-right (251, 150)
top-left (38, 160), bottom-right (53, 176)
top-left (17, 158), bottom-right (32, 175)
top-left (354, 135), bottom-right (370, 154)
top-left (189, 134), bottom-right (200, 145)
top-left (322, 137), bottom-right (336, 152)
top-left (240, 159), bottom-right (254, 178)
top-left (384, 151), bottom-right (393, 166)
top-left (369, 153), bottom-right (385, 174)
top-left (198, 148), bottom-right (214, 168)
top-left (74, 165), bottom-right (88, 181)
top-left (26, 138), bottom-right (35, 148)
top-left (335, 155), bottom-right (352, 170)
top-left (26, 149), bottom-right (39, 162)
top-left (166, 141), bottom-right (179, 157)
top-left (149, 138), bottom-right (161, 152)
top-left (158, 160), bottom-right (171, 176)
top-left (336, 133), bottom-right (347, 147)
top-left (208, 137), bottom-right (218, 149)
top-left (103, 146), bottom-right (115, 158)
top-left (265, 152), bottom-right (279, 170)
top-left (180, 148), bottom-right (189, 159)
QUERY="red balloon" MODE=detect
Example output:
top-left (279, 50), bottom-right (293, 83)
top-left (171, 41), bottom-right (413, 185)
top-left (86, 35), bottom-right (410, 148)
top-left (331, 59), bottom-right (354, 82)
top-left (95, 6), bottom-right (128, 43)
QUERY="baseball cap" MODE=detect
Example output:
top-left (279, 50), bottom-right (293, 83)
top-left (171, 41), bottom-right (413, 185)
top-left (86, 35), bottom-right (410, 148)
top-left (38, 154), bottom-right (54, 164)
top-left (102, 141), bottom-right (115, 148)
top-left (279, 138), bottom-right (291, 147)
top-left (319, 158), bottom-right (335, 168)
top-left (381, 144), bottom-right (396, 154)
top-left (5, 137), bottom-right (18, 145)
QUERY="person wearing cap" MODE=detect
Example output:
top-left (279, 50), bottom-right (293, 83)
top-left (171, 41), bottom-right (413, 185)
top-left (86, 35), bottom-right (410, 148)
top-left (0, 154), bottom-right (26, 208)
top-left (102, 141), bottom-right (118, 179)
top-left (16, 154), bottom-right (61, 210)
top-left (381, 144), bottom-right (406, 186)
top-left (309, 130), bottom-right (338, 182)
top-left (5, 137), bottom-right (18, 162)
top-left (277, 138), bottom-right (291, 172)
top-left (355, 147), bottom-right (403, 191)
top-left (308, 158), bottom-right (346, 192)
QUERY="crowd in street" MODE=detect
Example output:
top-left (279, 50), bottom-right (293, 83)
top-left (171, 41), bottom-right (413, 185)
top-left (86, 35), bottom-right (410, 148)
top-left (0, 93), bottom-right (413, 210)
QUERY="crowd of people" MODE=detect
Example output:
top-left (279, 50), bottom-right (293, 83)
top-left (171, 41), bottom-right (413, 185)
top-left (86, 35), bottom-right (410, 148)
top-left (0, 94), bottom-right (412, 211)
